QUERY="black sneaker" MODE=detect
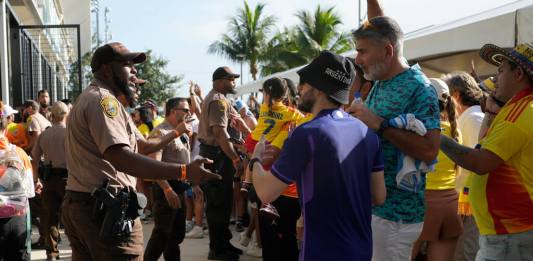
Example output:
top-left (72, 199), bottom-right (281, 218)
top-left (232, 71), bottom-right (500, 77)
top-left (208, 249), bottom-right (239, 261)
top-left (227, 243), bottom-right (243, 255)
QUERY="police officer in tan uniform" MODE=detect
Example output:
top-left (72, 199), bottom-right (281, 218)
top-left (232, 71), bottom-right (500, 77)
top-left (61, 42), bottom-right (220, 261)
top-left (23, 100), bottom-right (51, 152)
top-left (31, 101), bottom-right (70, 260)
top-left (198, 66), bottom-right (250, 261)
top-left (144, 97), bottom-right (193, 261)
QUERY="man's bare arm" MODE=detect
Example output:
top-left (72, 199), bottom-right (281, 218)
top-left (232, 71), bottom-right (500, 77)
top-left (440, 135), bottom-right (503, 175)
top-left (382, 129), bottom-right (440, 164)
top-left (27, 131), bottom-right (41, 152)
top-left (252, 162), bottom-right (288, 203)
top-left (137, 131), bottom-right (179, 155)
top-left (367, 0), bottom-right (384, 19)
top-left (103, 145), bottom-right (221, 184)
top-left (212, 125), bottom-right (240, 161)
top-left (371, 170), bottom-right (386, 205)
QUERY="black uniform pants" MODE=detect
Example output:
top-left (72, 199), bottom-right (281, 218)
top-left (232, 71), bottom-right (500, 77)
top-left (144, 184), bottom-right (186, 261)
top-left (200, 144), bottom-right (235, 252)
top-left (260, 195), bottom-right (301, 261)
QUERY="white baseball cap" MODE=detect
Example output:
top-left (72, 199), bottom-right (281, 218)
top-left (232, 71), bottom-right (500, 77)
top-left (2, 104), bottom-right (19, 118)
top-left (429, 78), bottom-right (450, 102)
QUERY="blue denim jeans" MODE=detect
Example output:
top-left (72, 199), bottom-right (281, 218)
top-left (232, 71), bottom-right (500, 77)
top-left (476, 230), bottom-right (533, 261)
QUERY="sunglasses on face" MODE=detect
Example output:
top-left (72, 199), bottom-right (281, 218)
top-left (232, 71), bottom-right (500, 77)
top-left (174, 108), bottom-right (190, 113)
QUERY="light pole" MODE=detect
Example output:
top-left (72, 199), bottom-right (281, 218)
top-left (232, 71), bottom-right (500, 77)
top-left (91, 0), bottom-right (100, 46)
top-left (358, 0), bottom-right (361, 27)
top-left (104, 7), bottom-right (111, 43)
top-left (236, 53), bottom-right (245, 86)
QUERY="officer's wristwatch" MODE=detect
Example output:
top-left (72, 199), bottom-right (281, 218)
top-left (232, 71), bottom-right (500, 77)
top-left (376, 119), bottom-right (390, 137)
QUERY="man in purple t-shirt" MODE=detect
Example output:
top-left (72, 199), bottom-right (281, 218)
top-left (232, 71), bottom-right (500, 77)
top-left (250, 51), bottom-right (386, 261)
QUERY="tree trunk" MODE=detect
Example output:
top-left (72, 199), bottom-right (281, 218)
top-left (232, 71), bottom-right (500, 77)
top-left (250, 63), bottom-right (258, 81)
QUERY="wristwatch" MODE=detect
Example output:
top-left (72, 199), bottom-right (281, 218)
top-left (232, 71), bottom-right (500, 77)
top-left (376, 120), bottom-right (390, 136)
top-left (248, 157), bottom-right (262, 172)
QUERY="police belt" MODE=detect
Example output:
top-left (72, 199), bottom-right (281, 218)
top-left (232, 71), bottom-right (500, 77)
top-left (65, 190), bottom-right (93, 202)
top-left (199, 143), bottom-right (221, 155)
top-left (50, 168), bottom-right (68, 179)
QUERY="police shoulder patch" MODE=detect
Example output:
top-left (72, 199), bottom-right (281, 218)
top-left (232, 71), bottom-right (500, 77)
top-left (100, 97), bottom-right (119, 118)
top-left (217, 99), bottom-right (227, 112)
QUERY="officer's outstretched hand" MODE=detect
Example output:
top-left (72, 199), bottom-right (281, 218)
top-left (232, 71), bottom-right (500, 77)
top-left (185, 157), bottom-right (222, 185)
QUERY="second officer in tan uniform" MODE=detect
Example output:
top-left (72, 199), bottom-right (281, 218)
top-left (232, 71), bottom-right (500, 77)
top-left (198, 66), bottom-right (250, 261)
top-left (61, 42), bottom-right (220, 261)
top-left (144, 97), bottom-right (193, 261)
top-left (31, 101), bottom-right (70, 260)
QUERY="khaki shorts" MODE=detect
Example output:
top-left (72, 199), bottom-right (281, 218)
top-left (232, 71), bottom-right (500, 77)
top-left (61, 192), bottom-right (144, 261)
top-left (419, 189), bottom-right (463, 241)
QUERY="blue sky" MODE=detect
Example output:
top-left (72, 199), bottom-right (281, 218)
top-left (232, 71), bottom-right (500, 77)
top-left (101, 0), bottom-right (516, 96)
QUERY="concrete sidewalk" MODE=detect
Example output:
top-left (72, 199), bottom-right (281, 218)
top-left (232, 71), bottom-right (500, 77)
top-left (30, 222), bottom-right (262, 261)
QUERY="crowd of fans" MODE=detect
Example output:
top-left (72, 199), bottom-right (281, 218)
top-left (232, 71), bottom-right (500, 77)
top-left (1, 0), bottom-right (532, 261)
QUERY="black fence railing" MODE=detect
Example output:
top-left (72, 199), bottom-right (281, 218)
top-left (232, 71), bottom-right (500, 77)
top-left (9, 24), bottom-right (81, 107)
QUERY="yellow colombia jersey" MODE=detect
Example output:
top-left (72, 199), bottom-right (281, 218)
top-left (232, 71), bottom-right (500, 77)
top-left (474, 88), bottom-right (533, 235)
top-left (251, 102), bottom-right (305, 142)
top-left (426, 121), bottom-right (462, 190)
top-left (271, 113), bottom-right (313, 149)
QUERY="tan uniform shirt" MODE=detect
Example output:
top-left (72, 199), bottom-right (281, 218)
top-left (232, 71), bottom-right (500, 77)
top-left (65, 79), bottom-right (138, 193)
top-left (39, 107), bottom-right (52, 122)
top-left (27, 112), bottom-right (51, 133)
top-left (32, 123), bottom-right (67, 169)
top-left (197, 89), bottom-right (232, 146)
top-left (148, 120), bottom-right (190, 165)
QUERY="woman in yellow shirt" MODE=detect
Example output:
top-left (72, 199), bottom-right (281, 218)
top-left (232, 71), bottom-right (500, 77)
top-left (413, 78), bottom-right (463, 261)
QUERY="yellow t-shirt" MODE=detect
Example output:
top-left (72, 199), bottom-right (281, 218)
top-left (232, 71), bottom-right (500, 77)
top-left (153, 116), bottom-right (164, 128)
top-left (251, 102), bottom-right (304, 143)
top-left (472, 88), bottom-right (533, 235)
top-left (137, 124), bottom-right (150, 138)
top-left (426, 121), bottom-right (462, 190)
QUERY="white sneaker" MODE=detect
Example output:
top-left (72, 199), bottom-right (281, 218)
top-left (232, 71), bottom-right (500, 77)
top-left (185, 220), bottom-right (194, 233)
top-left (239, 231), bottom-right (251, 247)
top-left (185, 225), bottom-right (204, 239)
top-left (246, 243), bottom-right (262, 257)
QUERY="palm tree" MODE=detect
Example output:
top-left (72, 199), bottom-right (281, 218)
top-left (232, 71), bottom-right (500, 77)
top-left (260, 5), bottom-right (352, 76)
top-left (208, 1), bottom-right (276, 81)
top-left (259, 28), bottom-right (307, 77)
top-left (295, 6), bottom-right (353, 57)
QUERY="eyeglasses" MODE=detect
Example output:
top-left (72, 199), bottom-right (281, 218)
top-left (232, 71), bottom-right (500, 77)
top-left (174, 108), bottom-right (190, 113)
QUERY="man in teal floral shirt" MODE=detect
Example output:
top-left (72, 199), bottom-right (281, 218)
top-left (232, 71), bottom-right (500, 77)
top-left (348, 0), bottom-right (440, 260)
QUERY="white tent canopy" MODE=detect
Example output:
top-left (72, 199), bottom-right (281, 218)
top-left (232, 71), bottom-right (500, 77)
top-left (235, 0), bottom-right (533, 96)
